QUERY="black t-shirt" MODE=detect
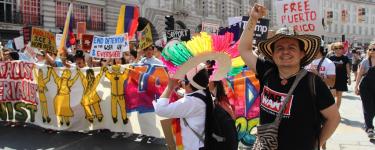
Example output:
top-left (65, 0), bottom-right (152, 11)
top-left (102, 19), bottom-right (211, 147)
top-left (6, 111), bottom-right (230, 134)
top-left (329, 55), bottom-right (350, 82)
top-left (256, 58), bottom-right (335, 150)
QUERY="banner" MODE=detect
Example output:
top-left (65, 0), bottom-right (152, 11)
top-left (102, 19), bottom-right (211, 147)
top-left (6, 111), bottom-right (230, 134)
top-left (138, 23), bottom-right (153, 50)
top-left (341, 9), bottom-right (349, 23)
top-left (31, 27), bottom-right (57, 54)
top-left (55, 34), bottom-right (63, 49)
top-left (90, 34), bottom-right (129, 58)
top-left (0, 61), bottom-right (260, 146)
top-left (77, 22), bottom-right (86, 40)
top-left (165, 29), bottom-right (191, 42)
top-left (81, 34), bottom-right (94, 52)
top-left (276, 0), bottom-right (323, 35)
top-left (202, 22), bottom-right (219, 34)
top-left (14, 36), bottom-right (25, 50)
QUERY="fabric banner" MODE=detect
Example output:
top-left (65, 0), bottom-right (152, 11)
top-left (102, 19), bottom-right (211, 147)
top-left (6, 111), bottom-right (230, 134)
top-left (90, 34), bottom-right (129, 58)
top-left (138, 24), bottom-right (153, 50)
top-left (81, 34), bottom-right (94, 52)
top-left (276, 0), bottom-right (324, 35)
top-left (31, 27), bottom-right (57, 54)
top-left (0, 61), bottom-right (260, 146)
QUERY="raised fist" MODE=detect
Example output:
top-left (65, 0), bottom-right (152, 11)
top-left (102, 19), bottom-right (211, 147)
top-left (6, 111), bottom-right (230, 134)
top-left (250, 4), bottom-right (267, 19)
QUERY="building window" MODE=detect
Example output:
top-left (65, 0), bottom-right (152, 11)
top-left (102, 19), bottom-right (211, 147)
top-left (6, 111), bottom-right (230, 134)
top-left (88, 6), bottom-right (104, 31)
top-left (20, 0), bottom-right (41, 25)
top-left (56, 1), bottom-right (70, 27)
top-left (73, 4), bottom-right (88, 26)
top-left (0, 0), bottom-right (16, 23)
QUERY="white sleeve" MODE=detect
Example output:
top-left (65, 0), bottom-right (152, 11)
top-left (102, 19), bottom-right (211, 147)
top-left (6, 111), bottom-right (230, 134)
top-left (152, 96), bottom-right (204, 118)
top-left (326, 61), bottom-right (336, 75)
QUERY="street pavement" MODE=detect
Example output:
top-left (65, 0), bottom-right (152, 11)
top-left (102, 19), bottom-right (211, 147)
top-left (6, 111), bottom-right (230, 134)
top-left (1, 79), bottom-right (375, 150)
top-left (325, 81), bottom-right (375, 150)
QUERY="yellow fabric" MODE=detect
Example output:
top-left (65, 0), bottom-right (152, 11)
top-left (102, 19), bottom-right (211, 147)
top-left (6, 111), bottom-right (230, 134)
top-left (111, 95), bottom-right (127, 120)
top-left (185, 32), bottom-right (213, 56)
top-left (232, 56), bottom-right (245, 68)
top-left (115, 5), bottom-right (126, 35)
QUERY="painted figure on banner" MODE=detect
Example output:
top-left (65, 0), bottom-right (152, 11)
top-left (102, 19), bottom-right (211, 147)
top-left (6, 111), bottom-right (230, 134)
top-left (49, 67), bottom-right (79, 126)
top-left (105, 65), bottom-right (129, 124)
top-left (34, 68), bottom-right (52, 123)
top-left (77, 67), bottom-right (105, 123)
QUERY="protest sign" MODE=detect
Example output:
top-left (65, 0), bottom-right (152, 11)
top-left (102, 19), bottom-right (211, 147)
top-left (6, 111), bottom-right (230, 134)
top-left (276, 0), bottom-right (324, 35)
top-left (90, 34), bottom-right (128, 58)
top-left (77, 22), bottom-right (86, 40)
top-left (202, 22), bottom-right (219, 34)
top-left (253, 18), bottom-right (270, 45)
top-left (81, 34), bottom-right (94, 52)
top-left (14, 36), bottom-right (25, 50)
top-left (22, 26), bottom-right (32, 45)
top-left (138, 23), bottom-right (153, 50)
top-left (165, 29), bottom-right (191, 42)
top-left (24, 43), bottom-right (37, 61)
top-left (31, 27), bottom-right (57, 54)
top-left (55, 34), bottom-right (63, 49)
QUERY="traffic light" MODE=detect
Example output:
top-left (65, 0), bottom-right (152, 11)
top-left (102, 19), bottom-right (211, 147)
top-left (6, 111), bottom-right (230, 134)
top-left (165, 15), bottom-right (174, 30)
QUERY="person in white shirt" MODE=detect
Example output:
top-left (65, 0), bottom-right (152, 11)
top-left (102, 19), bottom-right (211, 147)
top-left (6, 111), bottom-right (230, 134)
top-left (306, 41), bottom-right (336, 88)
top-left (153, 64), bottom-right (213, 150)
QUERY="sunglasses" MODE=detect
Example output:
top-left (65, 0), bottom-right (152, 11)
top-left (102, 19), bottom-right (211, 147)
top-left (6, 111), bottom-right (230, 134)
top-left (333, 47), bottom-right (344, 50)
top-left (369, 48), bottom-right (375, 51)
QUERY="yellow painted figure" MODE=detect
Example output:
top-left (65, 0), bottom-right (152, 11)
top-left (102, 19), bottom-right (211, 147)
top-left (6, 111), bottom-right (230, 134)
top-left (49, 67), bottom-right (79, 126)
top-left (34, 68), bottom-right (52, 123)
top-left (77, 67), bottom-right (105, 123)
top-left (105, 65), bottom-right (129, 124)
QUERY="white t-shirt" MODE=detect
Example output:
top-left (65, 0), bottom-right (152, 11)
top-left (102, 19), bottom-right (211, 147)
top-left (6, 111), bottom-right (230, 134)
top-left (153, 90), bottom-right (206, 150)
top-left (305, 57), bottom-right (336, 78)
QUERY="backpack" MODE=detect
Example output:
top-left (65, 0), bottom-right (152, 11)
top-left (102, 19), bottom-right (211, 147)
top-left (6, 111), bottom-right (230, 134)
top-left (185, 93), bottom-right (238, 150)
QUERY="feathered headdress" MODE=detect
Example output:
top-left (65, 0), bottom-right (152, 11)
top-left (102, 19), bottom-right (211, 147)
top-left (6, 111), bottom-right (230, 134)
top-left (161, 32), bottom-right (245, 80)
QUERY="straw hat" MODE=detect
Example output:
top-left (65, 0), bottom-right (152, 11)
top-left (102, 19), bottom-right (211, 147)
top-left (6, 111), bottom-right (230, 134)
top-left (257, 28), bottom-right (321, 66)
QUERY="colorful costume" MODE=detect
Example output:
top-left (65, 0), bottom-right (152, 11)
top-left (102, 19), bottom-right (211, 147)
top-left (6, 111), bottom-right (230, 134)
top-left (105, 65), bottom-right (129, 124)
top-left (77, 68), bottom-right (104, 123)
top-left (50, 68), bottom-right (79, 126)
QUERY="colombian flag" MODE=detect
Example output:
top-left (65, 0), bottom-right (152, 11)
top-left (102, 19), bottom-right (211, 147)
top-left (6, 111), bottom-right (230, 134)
top-left (115, 5), bottom-right (139, 39)
top-left (58, 3), bottom-right (75, 57)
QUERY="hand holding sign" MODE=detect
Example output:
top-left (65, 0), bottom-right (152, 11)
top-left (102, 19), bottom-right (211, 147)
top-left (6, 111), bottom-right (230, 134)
top-left (250, 4), bottom-right (268, 20)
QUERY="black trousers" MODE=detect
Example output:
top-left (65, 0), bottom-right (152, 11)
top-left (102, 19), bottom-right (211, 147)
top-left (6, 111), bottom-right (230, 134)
top-left (360, 80), bottom-right (375, 129)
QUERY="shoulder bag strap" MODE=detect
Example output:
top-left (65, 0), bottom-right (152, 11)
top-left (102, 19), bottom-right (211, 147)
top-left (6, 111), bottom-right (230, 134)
top-left (274, 69), bottom-right (308, 124)
top-left (317, 57), bottom-right (326, 72)
top-left (183, 118), bottom-right (205, 142)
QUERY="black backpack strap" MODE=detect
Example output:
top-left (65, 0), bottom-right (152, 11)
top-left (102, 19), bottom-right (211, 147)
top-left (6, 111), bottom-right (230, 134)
top-left (183, 93), bottom-right (207, 142)
top-left (309, 73), bottom-right (321, 150)
top-left (317, 57), bottom-right (326, 73)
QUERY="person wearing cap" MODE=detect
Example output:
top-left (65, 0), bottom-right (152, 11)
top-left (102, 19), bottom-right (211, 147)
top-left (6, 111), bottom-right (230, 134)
top-left (153, 64), bottom-right (213, 150)
top-left (328, 42), bottom-right (351, 109)
top-left (239, 4), bottom-right (340, 150)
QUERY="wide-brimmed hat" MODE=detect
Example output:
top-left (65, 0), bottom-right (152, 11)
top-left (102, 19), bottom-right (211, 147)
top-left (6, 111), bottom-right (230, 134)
top-left (257, 28), bottom-right (321, 66)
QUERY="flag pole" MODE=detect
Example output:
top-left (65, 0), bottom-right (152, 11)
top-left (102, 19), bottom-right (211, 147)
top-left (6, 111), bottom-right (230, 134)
top-left (58, 3), bottom-right (73, 59)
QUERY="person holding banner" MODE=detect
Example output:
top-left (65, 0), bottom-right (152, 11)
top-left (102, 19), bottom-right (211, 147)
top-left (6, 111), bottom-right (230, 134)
top-left (77, 67), bottom-right (105, 123)
top-left (238, 4), bottom-right (340, 150)
top-left (49, 67), bottom-right (79, 126)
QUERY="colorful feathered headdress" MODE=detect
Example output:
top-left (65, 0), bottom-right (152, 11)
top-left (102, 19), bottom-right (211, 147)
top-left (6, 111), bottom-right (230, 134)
top-left (161, 32), bottom-right (245, 81)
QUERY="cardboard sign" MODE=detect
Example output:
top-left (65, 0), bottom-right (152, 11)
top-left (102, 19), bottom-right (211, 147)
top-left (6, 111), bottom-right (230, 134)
top-left (14, 36), bottom-right (25, 50)
top-left (138, 23), bottom-right (153, 50)
top-left (276, 0), bottom-right (324, 35)
top-left (202, 22), bottom-right (219, 34)
top-left (31, 27), bottom-right (57, 54)
top-left (81, 34), bottom-right (94, 52)
top-left (90, 34), bottom-right (128, 58)
top-left (165, 29), bottom-right (191, 42)
top-left (77, 22), bottom-right (86, 40)
top-left (55, 34), bottom-right (62, 49)
top-left (24, 43), bottom-right (37, 60)
top-left (22, 26), bottom-right (32, 45)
